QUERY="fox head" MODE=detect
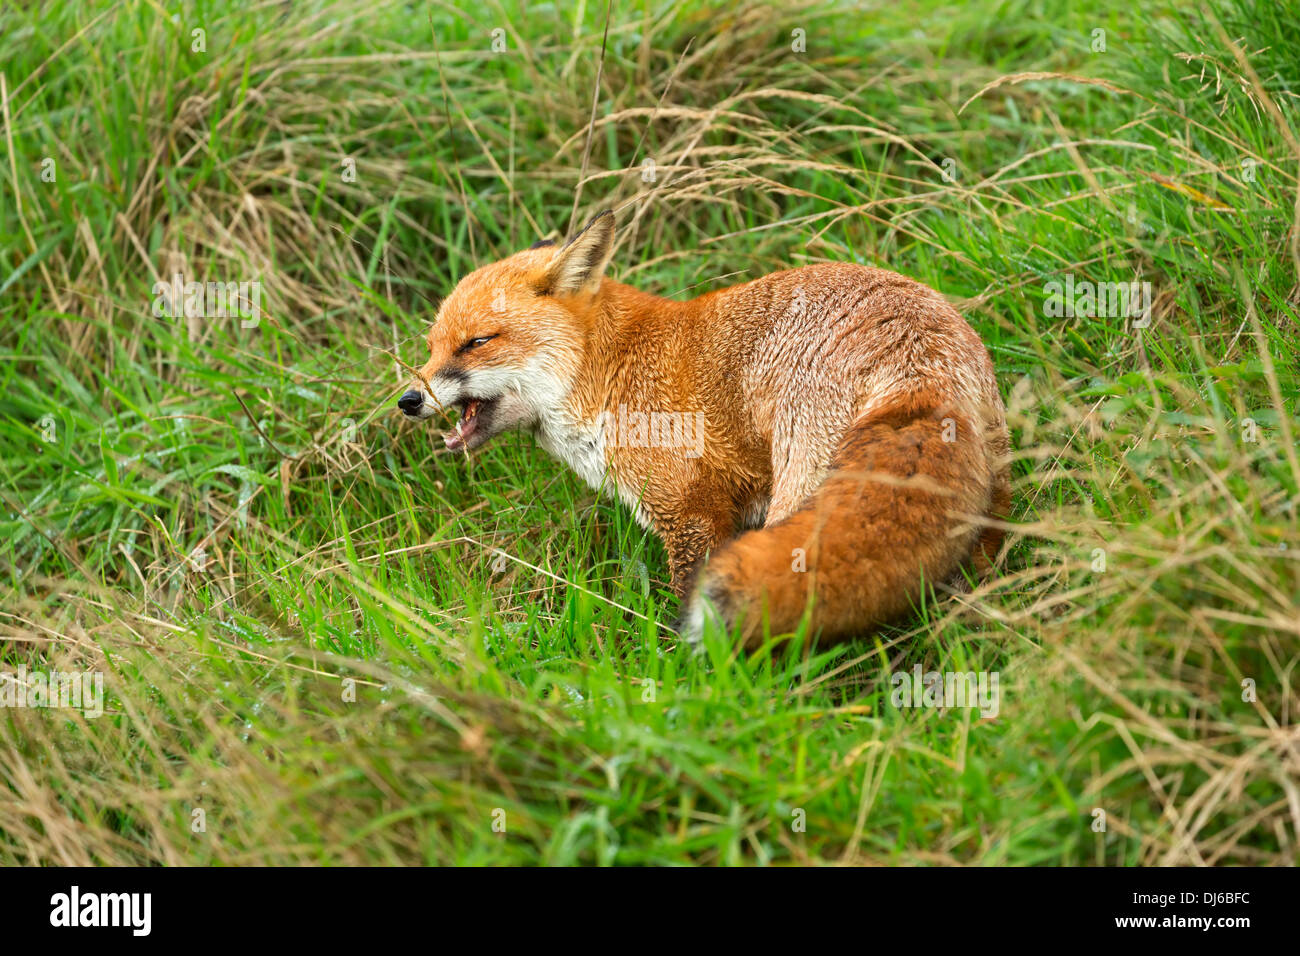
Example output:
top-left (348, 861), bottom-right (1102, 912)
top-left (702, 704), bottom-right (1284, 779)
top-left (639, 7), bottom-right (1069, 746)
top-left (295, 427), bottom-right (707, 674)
top-left (398, 211), bottom-right (616, 450)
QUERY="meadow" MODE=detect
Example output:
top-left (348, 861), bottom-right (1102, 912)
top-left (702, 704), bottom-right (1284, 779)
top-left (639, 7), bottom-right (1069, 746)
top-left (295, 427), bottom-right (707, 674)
top-left (1, 0), bottom-right (1297, 865)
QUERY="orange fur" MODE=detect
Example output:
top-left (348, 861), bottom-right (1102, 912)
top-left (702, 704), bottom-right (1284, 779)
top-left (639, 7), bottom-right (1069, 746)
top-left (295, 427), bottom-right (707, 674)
top-left (402, 212), bottom-right (1010, 647)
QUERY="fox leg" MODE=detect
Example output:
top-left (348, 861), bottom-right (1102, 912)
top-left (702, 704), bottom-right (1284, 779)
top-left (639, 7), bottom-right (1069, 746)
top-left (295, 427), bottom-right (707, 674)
top-left (764, 461), bottom-right (826, 527)
top-left (658, 487), bottom-right (738, 598)
top-left (763, 391), bottom-right (851, 526)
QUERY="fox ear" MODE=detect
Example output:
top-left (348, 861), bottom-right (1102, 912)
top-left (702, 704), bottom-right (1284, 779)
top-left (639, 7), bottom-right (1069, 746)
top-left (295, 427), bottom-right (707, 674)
top-left (541, 211), bottom-right (615, 295)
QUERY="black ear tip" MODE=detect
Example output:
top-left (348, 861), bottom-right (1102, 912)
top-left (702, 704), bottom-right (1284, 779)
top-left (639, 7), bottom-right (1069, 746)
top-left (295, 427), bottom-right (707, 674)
top-left (582, 210), bottom-right (615, 233)
top-left (562, 210), bottom-right (616, 249)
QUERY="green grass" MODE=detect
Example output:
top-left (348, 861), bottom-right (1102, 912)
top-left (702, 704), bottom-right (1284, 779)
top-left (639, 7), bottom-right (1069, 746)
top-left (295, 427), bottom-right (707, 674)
top-left (1, 0), bottom-right (1297, 864)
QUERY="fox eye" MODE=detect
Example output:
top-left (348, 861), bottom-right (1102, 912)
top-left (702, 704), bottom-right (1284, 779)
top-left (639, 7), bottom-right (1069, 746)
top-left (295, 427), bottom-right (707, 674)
top-left (459, 335), bottom-right (496, 353)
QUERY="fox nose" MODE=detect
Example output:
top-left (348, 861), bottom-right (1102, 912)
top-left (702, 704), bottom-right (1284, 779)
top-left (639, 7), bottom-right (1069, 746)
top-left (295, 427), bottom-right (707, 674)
top-left (397, 389), bottom-right (424, 414)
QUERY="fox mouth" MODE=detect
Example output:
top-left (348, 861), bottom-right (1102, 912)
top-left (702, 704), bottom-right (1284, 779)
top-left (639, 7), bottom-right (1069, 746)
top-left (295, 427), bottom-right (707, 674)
top-left (444, 397), bottom-right (497, 451)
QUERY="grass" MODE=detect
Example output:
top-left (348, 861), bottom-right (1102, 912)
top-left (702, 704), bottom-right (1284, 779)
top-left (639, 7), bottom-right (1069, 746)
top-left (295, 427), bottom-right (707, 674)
top-left (0, 0), bottom-right (1297, 865)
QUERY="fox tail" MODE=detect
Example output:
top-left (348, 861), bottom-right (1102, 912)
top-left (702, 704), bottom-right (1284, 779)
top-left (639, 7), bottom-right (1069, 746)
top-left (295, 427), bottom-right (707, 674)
top-left (682, 397), bottom-right (1009, 648)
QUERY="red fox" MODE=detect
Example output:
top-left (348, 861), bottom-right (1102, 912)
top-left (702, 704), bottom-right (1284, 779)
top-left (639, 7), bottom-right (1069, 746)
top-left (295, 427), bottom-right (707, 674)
top-left (399, 211), bottom-right (1010, 647)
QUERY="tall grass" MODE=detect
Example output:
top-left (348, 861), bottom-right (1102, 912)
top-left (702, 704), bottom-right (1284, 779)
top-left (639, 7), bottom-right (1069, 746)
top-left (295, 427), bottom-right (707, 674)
top-left (0, 0), bottom-right (1296, 864)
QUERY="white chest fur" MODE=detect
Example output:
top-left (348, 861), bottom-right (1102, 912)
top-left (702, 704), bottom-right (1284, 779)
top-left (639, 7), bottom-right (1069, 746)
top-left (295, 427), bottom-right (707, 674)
top-left (534, 411), bottom-right (653, 529)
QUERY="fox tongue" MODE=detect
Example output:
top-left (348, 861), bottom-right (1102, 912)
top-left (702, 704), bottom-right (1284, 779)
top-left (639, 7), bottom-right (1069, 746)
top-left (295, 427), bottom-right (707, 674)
top-left (444, 400), bottom-right (482, 450)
